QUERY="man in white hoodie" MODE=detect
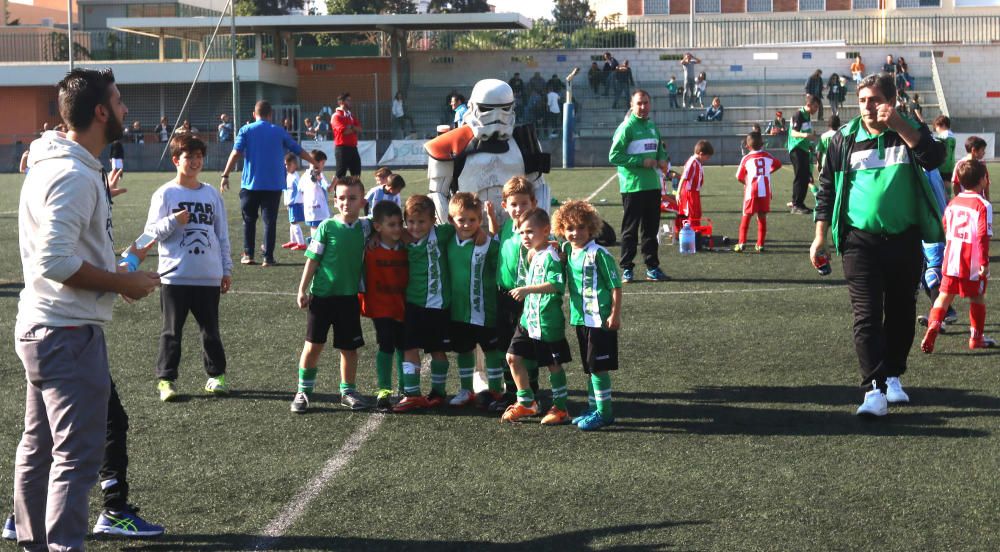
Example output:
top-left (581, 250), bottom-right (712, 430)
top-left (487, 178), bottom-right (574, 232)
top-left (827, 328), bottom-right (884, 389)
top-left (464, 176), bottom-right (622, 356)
top-left (15, 68), bottom-right (160, 552)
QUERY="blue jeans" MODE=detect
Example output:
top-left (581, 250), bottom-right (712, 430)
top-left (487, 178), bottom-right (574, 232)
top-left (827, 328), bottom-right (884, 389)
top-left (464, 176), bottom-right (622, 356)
top-left (239, 188), bottom-right (282, 261)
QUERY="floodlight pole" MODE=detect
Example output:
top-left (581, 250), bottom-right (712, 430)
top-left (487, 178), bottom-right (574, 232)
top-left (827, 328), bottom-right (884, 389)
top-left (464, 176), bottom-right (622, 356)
top-left (230, 0), bottom-right (239, 127)
top-left (562, 67), bottom-right (579, 169)
top-left (67, 0), bottom-right (74, 70)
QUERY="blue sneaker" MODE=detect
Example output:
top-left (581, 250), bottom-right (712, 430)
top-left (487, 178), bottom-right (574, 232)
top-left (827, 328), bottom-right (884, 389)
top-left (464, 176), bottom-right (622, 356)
top-left (572, 409), bottom-right (595, 425)
top-left (93, 506), bottom-right (164, 538)
top-left (2, 514), bottom-right (15, 541)
top-left (621, 268), bottom-right (634, 283)
top-left (578, 411), bottom-right (615, 431)
top-left (645, 267), bottom-right (671, 282)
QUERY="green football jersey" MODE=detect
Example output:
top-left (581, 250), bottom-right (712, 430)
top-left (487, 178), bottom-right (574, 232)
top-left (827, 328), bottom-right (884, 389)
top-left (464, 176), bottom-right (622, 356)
top-left (520, 245), bottom-right (566, 342)
top-left (564, 241), bottom-right (621, 328)
top-left (405, 224), bottom-right (454, 309)
top-left (496, 218), bottom-right (527, 291)
top-left (447, 233), bottom-right (499, 327)
top-left (787, 108), bottom-right (814, 153)
top-left (305, 217), bottom-right (371, 297)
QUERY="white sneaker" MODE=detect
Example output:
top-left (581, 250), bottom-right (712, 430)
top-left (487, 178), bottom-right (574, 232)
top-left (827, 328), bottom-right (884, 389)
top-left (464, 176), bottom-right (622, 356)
top-left (448, 388), bottom-right (475, 407)
top-left (856, 382), bottom-right (888, 417)
top-left (885, 377), bottom-right (909, 404)
top-left (290, 391), bottom-right (309, 414)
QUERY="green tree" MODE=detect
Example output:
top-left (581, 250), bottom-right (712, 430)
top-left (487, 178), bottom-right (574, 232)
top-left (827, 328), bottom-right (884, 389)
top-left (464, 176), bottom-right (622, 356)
top-left (427, 0), bottom-right (491, 13)
top-left (326, 0), bottom-right (416, 14)
top-left (234, 0), bottom-right (304, 16)
top-left (552, 0), bottom-right (594, 24)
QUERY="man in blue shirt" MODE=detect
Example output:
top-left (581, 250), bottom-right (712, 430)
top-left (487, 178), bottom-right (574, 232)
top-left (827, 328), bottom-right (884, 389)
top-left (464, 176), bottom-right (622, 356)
top-left (217, 113), bottom-right (233, 142)
top-left (220, 100), bottom-right (317, 266)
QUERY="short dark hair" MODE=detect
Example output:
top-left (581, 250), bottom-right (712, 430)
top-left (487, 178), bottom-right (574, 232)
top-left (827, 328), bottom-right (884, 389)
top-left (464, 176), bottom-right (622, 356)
top-left (170, 134), bottom-right (206, 158)
top-left (933, 115), bottom-right (951, 129)
top-left (745, 132), bottom-right (763, 151)
top-left (337, 92), bottom-right (351, 103)
top-left (857, 73), bottom-right (896, 103)
top-left (957, 159), bottom-right (988, 191)
top-left (518, 207), bottom-right (550, 229)
top-left (405, 194), bottom-right (435, 220)
top-left (57, 68), bottom-right (117, 131)
top-left (388, 174), bottom-right (406, 191)
top-left (255, 100), bottom-right (272, 118)
top-left (311, 149), bottom-right (327, 162)
top-left (334, 175), bottom-right (364, 194)
top-left (373, 166), bottom-right (392, 178)
top-left (372, 200), bottom-right (403, 224)
top-left (694, 139), bottom-right (714, 155)
top-left (284, 152), bottom-right (299, 164)
top-left (829, 114), bottom-right (841, 129)
top-left (631, 89), bottom-right (650, 101)
top-left (965, 135), bottom-right (987, 153)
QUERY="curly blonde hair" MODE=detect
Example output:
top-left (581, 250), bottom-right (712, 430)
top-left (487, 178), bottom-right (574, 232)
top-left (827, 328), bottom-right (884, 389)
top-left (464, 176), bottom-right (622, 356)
top-left (552, 200), bottom-right (603, 240)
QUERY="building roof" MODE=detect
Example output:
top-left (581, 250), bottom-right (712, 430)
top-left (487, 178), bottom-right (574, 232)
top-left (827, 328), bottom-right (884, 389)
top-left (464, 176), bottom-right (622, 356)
top-left (107, 13), bottom-right (533, 40)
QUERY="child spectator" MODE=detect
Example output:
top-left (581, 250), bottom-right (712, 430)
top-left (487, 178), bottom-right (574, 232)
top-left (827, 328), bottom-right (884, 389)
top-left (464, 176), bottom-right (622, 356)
top-left (694, 72), bottom-right (707, 108)
top-left (816, 115), bottom-right (841, 184)
top-left (281, 153), bottom-right (307, 251)
top-left (827, 73), bottom-right (845, 117)
top-left (952, 136), bottom-right (991, 200)
top-left (921, 159), bottom-right (995, 352)
top-left (850, 55), bottom-right (865, 83)
top-left (910, 93), bottom-right (924, 123)
top-left (674, 140), bottom-right (714, 235)
top-left (360, 201), bottom-right (410, 411)
top-left (491, 176), bottom-right (540, 411)
top-left (666, 76), bottom-right (679, 109)
top-left (144, 134), bottom-right (232, 401)
top-left (291, 177), bottom-right (372, 414)
top-left (501, 208), bottom-right (571, 425)
top-left (301, 149), bottom-right (331, 235)
top-left (765, 110), bottom-right (787, 149)
top-left (392, 195), bottom-right (455, 412)
top-left (933, 115), bottom-right (957, 185)
top-left (734, 132), bottom-right (782, 252)
top-left (553, 201), bottom-right (622, 431)
top-left (446, 192), bottom-right (503, 407)
top-left (365, 170), bottom-right (405, 213)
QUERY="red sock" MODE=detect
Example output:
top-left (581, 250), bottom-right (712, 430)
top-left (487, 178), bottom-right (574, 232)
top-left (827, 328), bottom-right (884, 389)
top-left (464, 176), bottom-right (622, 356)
top-left (970, 303), bottom-right (986, 339)
top-left (929, 306), bottom-right (946, 326)
top-left (738, 215), bottom-right (751, 244)
top-left (757, 215), bottom-right (767, 247)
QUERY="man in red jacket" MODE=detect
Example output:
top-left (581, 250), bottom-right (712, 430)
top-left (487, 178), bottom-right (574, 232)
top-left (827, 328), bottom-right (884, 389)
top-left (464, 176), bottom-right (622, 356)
top-left (333, 92), bottom-right (362, 177)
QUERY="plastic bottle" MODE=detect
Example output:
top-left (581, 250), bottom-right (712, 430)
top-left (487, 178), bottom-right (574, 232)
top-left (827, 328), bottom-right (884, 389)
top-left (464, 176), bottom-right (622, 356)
top-left (814, 252), bottom-right (832, 276)
top-left (657, 223), bottom-right (673, 245)
top-left (678, 221), bottom-right (696, 255)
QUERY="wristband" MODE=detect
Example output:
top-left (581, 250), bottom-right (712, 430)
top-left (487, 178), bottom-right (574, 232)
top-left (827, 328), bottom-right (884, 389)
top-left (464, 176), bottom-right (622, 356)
top-left (221, 174), bottom-right (230, 179)
top-left (119, 252), bottom-right (140, 273)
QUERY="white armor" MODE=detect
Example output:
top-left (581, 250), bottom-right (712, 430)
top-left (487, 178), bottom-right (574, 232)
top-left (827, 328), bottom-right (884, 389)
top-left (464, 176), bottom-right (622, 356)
top-left (427, 78), bottom-right (550, 224)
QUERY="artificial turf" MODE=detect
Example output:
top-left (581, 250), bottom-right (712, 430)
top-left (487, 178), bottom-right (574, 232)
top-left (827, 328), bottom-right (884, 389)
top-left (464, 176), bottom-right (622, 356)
top-left (0, 165), bottom-right (998, 551)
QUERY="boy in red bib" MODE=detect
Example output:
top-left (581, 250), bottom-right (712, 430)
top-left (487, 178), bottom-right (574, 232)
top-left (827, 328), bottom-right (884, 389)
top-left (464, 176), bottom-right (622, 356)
top-left (674, 140), bottom-right (714, 235)
top-left (734, 132), bottom-right (781, 252)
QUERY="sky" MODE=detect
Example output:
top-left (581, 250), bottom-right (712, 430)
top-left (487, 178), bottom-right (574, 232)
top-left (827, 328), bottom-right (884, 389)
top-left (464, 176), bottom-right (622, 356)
top-left (488, 0), bottom-right (556, 20)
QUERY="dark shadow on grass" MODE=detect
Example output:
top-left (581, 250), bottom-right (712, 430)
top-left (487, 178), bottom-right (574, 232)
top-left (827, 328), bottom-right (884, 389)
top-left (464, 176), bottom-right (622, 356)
top-left (115, 519), bottom-right (709, 551)
top-left (0, 282), bottom-right (23, 298)
top-left (659, 277), bottom-right (846, 286)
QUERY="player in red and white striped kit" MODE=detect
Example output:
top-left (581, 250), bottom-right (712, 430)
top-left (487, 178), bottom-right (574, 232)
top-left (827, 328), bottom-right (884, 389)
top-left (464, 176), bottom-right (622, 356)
top-left (734, 132), bottom-right (782, 252)
top-left (922, 158), bottom-right (995, 353)
top-left (674, 140), bottom-right (714, 235)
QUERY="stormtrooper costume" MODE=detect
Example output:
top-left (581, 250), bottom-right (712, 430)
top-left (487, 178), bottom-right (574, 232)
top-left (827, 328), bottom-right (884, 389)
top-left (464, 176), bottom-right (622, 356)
top-left (425, 78), bottom-right (551, 224)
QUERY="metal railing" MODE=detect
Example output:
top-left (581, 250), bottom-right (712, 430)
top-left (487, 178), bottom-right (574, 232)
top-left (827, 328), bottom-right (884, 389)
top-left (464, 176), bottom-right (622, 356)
top-left (0, 30), bottom-right (256, 63)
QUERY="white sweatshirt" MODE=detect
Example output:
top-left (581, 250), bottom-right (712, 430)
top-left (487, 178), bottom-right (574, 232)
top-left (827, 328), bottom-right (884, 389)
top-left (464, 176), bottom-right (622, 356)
top-left (144, 181), bottom-right (232, 286)
top-left (301, 169), bottom-right (331, 223)
top-left (18, 131), bottom-right (117, 327)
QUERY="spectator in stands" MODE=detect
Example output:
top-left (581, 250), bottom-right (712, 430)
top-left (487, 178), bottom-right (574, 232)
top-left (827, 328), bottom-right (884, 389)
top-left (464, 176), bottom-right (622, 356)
top-left (680, 52), bottom-right (701, 108)
top-left (588, 62), bottom-right (602, 94)
top-left (220, 99), bottom-right (318, 267)
top-left (547, 73), bottom-right (565, 94)
top-left (666, 75), bottom-right (679, 109)
top-left (282, 118), bottom-right (293, 134)
top-left (827, 73), bottom-right (845, 117)
top-left (154, 116), bottom-right (172, 143)
top-left (333, 92), bottom-right (362, 177)
top-left (526, 89), bottom-right (544, 129)
top-left (546, 85), bottom-right (561, 138)
top-left (303, 117), bottom-right (315, 140)
top-left (508, 72), bottom-right (525, 118)
top-left (698, 97), bottom-right (724, 122)
top-left (882, 55), bottom-right (896, 74)
top-left (693, 71), bottom-right (708, 109)
top-left (895, 71), bottom-right (910, 103)
top-left (126, 120), bottom-right (144, 144)
top-left (851, 55), bottom-right (865, 83)
top-left (805, 69), bottom-right (825, 120)
top-left (218, 113), bottom-right (233, 142)
top-left (529, 72), bottom-right (546, 97)
top-left (392, 91), bottom-right (415, 138)
top-left (897, 56), bottom-right (912, 89)
top-left (314, 114), bottom-right (330, 141)
top-left (612, 60), bottom-right (635, 109)
top-left (450, 93), bottom-right (468, 128)
top-left (911, 93), bottom-right (924, 123)
top-left (602, 52), bottom-right (619, 96)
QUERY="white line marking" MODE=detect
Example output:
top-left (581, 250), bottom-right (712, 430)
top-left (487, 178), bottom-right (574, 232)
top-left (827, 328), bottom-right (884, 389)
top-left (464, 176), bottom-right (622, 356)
top-left (229, 285), bottom-right (843, 299)
top-left (253, 413), bottom-right (384, 551)
top-left (585, 173), bottom-right (619, 201)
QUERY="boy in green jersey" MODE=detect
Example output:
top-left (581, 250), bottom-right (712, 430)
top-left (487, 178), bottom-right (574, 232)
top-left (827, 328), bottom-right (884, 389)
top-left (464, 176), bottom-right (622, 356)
top-left (488, 176), bottom-right (540, 412)
top-left (553, 201), bottom-right (622, 430)
top-left (501, 209), bottom-right (573, 425)
top-left (933, 115), bottom-right (956, 185)
top-left (393, 195), bottom-right (454, 412)
top-left (445, 192), bottom-right (504, 408)
top-left (291, 176), bottom-right (372, 414)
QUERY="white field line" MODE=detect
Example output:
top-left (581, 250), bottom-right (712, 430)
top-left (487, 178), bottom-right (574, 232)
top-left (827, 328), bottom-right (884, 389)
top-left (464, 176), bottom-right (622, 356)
top-left (229, 284), bottom-right (843, 299)
top-left (585, 173), bottom-right (618, 201)
top-left (252, 413), bottom-right (385, 551)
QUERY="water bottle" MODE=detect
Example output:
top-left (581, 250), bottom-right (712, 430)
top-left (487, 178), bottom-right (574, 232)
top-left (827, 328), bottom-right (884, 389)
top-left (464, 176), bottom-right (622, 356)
top-left (814, 252), bottom-right (832, 276)
top-left (678, 221), bottom-right (696, 255)
top-left (657, 223), bottom-right (673, 245)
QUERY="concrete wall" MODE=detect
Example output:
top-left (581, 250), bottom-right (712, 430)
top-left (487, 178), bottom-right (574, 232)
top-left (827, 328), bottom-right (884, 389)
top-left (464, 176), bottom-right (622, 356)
top-left (933, 46), bottom-right (1000, 120)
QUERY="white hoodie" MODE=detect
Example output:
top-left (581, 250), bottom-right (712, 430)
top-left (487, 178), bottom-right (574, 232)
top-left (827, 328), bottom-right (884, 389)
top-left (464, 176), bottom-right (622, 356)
top-left (18, 131), bottom-right (117, 327)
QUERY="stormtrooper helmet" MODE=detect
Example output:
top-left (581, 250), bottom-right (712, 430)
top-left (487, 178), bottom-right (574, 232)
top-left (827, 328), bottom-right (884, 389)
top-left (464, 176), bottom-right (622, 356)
top-left (465, 78), bottom-right (516, 141)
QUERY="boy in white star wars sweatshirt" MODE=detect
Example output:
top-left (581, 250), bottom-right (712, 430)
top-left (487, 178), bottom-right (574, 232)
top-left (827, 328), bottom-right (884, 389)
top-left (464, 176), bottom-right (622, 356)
top-left (144, 135), bottom-right (233, 401)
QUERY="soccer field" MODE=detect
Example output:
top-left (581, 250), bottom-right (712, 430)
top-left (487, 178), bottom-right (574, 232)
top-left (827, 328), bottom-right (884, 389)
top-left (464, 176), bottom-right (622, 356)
top-left (1, 166), bottom-right (998, 551)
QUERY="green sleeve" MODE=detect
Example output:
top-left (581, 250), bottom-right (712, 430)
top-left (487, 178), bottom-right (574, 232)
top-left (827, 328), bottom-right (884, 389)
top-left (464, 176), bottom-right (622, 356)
top-left (303, 221), bottom-right (328, 262)
top-left (597, 249), bottom-right (621, 290)
top-left (608, 123), bottom-right (643, 169)
top-left (435, 224), bottom-right (456, 242)
top-left (544, 254), bottom-right (565, 294)
top-left (656, 130), bottom-right (668, 162)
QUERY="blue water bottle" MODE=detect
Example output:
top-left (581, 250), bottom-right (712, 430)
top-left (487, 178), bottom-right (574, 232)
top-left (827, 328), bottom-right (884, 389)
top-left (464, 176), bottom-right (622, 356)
top-left (678, 221), bottom-right (696, 255)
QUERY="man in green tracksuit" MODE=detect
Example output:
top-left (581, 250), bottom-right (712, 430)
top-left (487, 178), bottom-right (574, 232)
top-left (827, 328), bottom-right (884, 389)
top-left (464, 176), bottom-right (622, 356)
top-left (810, 73), bottom-right (945, 418)
top-left (609, 89), bottom-right (670, 283)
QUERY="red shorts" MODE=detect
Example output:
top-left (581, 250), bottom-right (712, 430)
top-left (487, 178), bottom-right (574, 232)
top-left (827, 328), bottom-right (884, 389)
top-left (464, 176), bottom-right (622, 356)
top-left (742, 195), bottom-right (770, 215)
top-left (679, 189), bottom-right (702, 222)
top-left (940, 275), bottom-right (987, 298)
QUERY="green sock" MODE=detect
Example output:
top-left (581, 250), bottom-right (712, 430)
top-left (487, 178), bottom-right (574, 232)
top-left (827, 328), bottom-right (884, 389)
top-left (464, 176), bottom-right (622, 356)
top-left (586, 376), bottom-right (597, 411)
top-left (402, 361), bottom-right (421, 397)
top-left (592, 371), bottom-right (612, 417)
top-left (339, 381), bottom-right (356, 395)
top-left (395, 350), bottom-right (405, 395)
top-left (549, 369), bottom-right (568, 410)
top-left (516, 388), bottom-right (535, 406)
top-left (527, 359), bottom-right (539, 391)
top-left (375, 351), bottom-right (393, 391)
top-left (430, 359), bottom-right (449, 395)
top-left (485, 350), bottom-right (505, 393)
top-left (457, 352), bottom-right (476, 391)
top-left (297, 366), bottom-right (318, 395)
